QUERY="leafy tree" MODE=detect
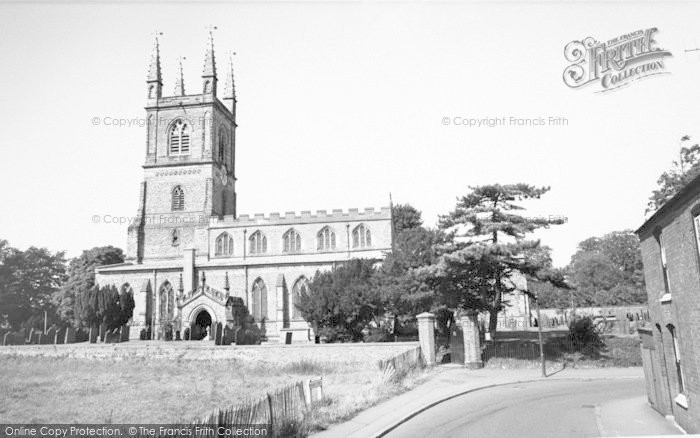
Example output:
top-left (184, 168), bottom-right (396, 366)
top-left (423, 184), bottom-right (565, 340)
top-left (647, 135), bottom-right (700, 213)
top-left (392, 203), bottom-right (424, 233)
top-left (296, 259), bottom-right (380, 342)
top-left (374, 226), bottom-right (445, 335)
top-left (53, 246), bottom-right (124, 328)
top-left (0, 240), bottom-right (66, 329)
top-left (567, 230), bottom-right (646, 306)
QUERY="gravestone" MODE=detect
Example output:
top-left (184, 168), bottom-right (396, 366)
top-left (55, 328), bottom-right (64, 344)
top-left (214, 322), bottom-right (223, 345)
top-left (45, 328), bottom-right (56, 345)
top-left (64, 328), bottom-right (75, 344)
top-left (89, 326), bottom-right (98, 343)
top-left (99, 323), bottom-right (107, 342)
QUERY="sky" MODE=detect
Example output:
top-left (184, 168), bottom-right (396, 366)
top-left (0, 1), bottom-right (699, 267)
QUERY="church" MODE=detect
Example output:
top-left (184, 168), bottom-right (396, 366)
top-left (95, 34), bottom-right (393, 342)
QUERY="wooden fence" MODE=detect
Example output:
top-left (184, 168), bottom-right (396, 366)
top-left (184, 379), bottom-right (317, 436)
top-left (377, 346), bottom-right (423, 382)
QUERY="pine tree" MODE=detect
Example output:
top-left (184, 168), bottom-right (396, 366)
top-left (424, 184), bottom-right (565, 340)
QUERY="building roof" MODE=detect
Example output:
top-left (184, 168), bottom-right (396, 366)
top-left (636, 172), bottom-right (700, 236)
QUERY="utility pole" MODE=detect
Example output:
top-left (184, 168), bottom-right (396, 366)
top-left (534, 293), bottom-right (546, 377)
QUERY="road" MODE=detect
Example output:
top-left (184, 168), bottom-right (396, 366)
top-left (385, 378), bottom-right (681, 438)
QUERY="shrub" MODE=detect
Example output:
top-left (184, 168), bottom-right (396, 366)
top-left (568, 316), bottom-right (605, 357)
top-left (163, 323), bottom-right (173, 341)
top-left (317, 327), bottom-right (353, 343)
top-left (274, 417), bottom-right (309, 438)
top-left (364, 327), bottom-right (392, 343)
top-left (235, 327), bottom-right (261, 345)
top-left (222, 325), bottom-right (235, 345)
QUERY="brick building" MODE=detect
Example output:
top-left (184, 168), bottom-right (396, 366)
top-left (637, 174), bottom-right (700, 433)
top-left (95, 34), bottom-right (393, 343)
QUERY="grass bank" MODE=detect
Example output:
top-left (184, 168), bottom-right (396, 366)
top-left (0, 342), bottom-right (428, 434)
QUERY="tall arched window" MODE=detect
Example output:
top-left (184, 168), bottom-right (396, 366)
top-left (159, 281), bottom-right (175, 323)
top-left (283, 229), bottom-right (301, 253)
top-left (249, 231), bottom-right (267, 255)
top-left (171, 229), bottom-right (180, 246)
top-left (291, 277), bottom-right (308, 319)
top-left (169, 119), bottom-right (191, 155)
top-left (352, 224), bottom-right (371, 248)
top-left (251, 278), bottom-right (267, 321)
top-left (215, 232), bottom-right (234, 256)
top-left (172, 186), bottom-right (185, 211)
top-left (218, 129), bottom-right (226, 162)
top-left (317, 226), bottom-right (336, 251)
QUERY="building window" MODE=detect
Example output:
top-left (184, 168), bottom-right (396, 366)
top-left (667, 325), bottom-right (685, 393)
top-left (215, 232), bottom-right (233, 256)
top-left (172, 186), bottom-right (185, 211)
top-left (693, 211), bottom-right (700, 266)
top-left (171, 229), bottom-right (180, 246)
top-left (251, 278), bottom-right (267, 321)
top-left (352, 224), bottom-right (371, 248)
top-left (283, 229), bottom-right (301, 253)
top-left (218, 130), bottom-right (226, 162)
top-left (249, 231), bottom-right (267, 255)
top-left (169, 119), bottom-right (191, 155)
top-left (159, 281), bottom-right (175, 323)
top-left (317, 227), bottom-right (336, 251)
top-left (292, 277), bottom-right (308, 319)
top-left (658, 231), bottom-right (672, 295)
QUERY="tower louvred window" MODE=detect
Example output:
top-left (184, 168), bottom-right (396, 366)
top-left (172, 186), bottom-right (184, 211)
top-left (169, 119), bottom-right (191, 155)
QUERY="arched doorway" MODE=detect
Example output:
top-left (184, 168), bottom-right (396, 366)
top-left (192, 309), bottom-right (212, 340)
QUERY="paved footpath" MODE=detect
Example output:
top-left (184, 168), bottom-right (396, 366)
top-left (312, 366), bottom-right (673, 438)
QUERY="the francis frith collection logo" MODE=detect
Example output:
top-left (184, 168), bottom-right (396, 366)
top-left (563, 28), bottom-right (672, 92)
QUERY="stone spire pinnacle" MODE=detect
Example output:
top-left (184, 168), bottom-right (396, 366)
top-left (202, 26), bottom-right (217, 95)
top-left (223, 52), bottom-right (237, 101)
top-left (147, 33), bottom-right (162, 83)
top-left (146, 32), bottom-right (163, 100)
top-left (174, 57), bottom-right (186, 96)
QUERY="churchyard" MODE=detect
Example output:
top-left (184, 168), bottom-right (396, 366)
top-left (0, 342), bottom-right (428, 431)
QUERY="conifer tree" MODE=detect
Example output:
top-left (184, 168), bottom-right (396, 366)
top-left (424, 184), bottom-right (565, 340)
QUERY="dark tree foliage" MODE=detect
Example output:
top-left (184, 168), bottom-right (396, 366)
top-left (296, 259), bottom-right (379, 342)
top-left (74, 284), bottom-right (135, 332)
top-left (647, 135), bottom-right (700, 213)
top-left (566, 230), bottom-right (646, 306)
top-left (53, 246), bottom-right (124, 328)
top-left (392, 203), bottom-right (424, 233)
top-left (0, 239), bottom-right (66, 329)
top-left (374, 226), bottom-right (446, 335)
top-left (422, 184), bottom-right (565, 339)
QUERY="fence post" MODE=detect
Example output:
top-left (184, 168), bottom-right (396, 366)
top-left (461, 310), bottom-right (484, 369)
top-left (416, 312), bottom-right (436, 366)
top-left (267, 393), bottom-right (274, 429)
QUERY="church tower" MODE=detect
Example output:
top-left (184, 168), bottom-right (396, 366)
top-left (127, 31), bottom-right (237, 263)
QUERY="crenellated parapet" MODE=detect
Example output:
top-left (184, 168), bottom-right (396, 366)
top-left (213, 206), bottom-right (392, 227)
